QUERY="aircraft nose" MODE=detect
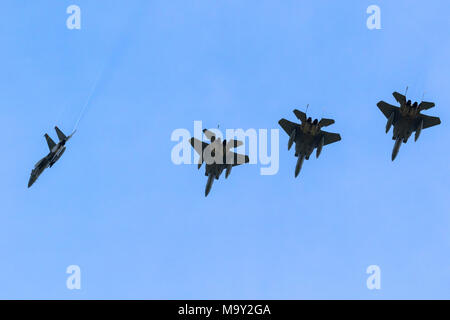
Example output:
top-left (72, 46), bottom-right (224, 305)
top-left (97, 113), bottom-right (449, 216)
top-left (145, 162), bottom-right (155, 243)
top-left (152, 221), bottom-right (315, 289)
top-left (28, 176), bottom-right (35, 188)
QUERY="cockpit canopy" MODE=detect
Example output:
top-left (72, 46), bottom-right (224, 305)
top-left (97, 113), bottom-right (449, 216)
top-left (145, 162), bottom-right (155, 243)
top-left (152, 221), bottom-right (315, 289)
top-left (34, 158), bottom-right (44, 168)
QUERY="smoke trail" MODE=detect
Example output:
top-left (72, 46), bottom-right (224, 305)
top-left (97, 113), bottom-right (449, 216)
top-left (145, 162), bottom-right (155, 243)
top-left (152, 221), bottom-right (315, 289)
top-left (73, 65), bottom-right (105, 132)
top-left (71, 0), bottom-right (149, 133)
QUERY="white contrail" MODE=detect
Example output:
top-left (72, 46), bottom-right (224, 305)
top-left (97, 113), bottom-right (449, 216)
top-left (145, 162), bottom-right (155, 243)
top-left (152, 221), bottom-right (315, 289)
top-left (73, 66), bottom-right (105, 132)
top-left (71, 1), bottom-right (148, 132)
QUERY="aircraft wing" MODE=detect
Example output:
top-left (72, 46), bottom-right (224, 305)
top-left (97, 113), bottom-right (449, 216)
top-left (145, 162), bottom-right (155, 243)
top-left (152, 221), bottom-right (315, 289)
top-left (227, 152), bottom-right (250, 167)
top-left (392, 92), bottom-right (406, 105)
top-left (278, 119), bottom-right (299, 136)
top-left (377, 101), bottom-right (399, 119)
top-left (419, 114), bottom-right (441, 129)
top-left (44, 134), bottom-right (56, 151)
top-left (321, 131), bottom-right (341, 146)
top-left (189, 138), bottom-right (209, 156)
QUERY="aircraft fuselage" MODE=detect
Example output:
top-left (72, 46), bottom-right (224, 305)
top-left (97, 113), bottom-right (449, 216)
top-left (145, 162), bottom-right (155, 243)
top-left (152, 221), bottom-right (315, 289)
top-left (205, 163), bottom-right (225, 179)
top-left (204, 163), bottom-right (226, 197)
top-left (28, 156), bottom-right (50, 188)
top-left (294, 131), bottom-right (319, 160)
top-left (392, 116), bottom-right (418, 142)
top-left (392, 101), bottom-right (422, 141)
top-left (28, 141), bottom-right (67, 187)
top-left (49, 144), bottom-right (66, 167)
top-left (292, 130), bottom-right (324, 178)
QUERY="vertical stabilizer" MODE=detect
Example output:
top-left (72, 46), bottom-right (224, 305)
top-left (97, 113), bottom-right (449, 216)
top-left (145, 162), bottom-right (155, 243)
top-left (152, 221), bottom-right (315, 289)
top-left (55, 126), bottom-right (67, 141)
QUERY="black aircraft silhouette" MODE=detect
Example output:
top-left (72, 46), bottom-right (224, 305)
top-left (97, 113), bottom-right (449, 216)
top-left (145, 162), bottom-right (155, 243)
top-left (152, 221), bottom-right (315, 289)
top-left (190, 129), bottom-right (249, 196)
top-left (279, 109), bottom-right (341, 177)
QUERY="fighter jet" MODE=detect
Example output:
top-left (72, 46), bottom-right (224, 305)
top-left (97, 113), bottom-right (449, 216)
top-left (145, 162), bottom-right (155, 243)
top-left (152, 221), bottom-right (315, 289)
top-left (28, 126), bottom-right (75, 188)
top-left (377, 90), bottom-right (441, 161)
top-left (279, 109), bottom-right (341, 177)
top-left (189, 129), bottom-right (250, 197)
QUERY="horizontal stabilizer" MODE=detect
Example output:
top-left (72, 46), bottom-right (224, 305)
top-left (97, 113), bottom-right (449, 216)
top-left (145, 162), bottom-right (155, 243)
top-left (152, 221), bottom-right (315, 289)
top-left (203, 129), bottom-right (216, 141)
top-left (226, 139), bottom-right (243, 149)
top-left (419, 101), bottom-right (435, 111)
top-left (392, 92), bottom-right (406, 105)
top-left (318, 118), bottom-right (335, 127)
top-left (189, 138), bottom-right (209, 157)
top-left (293, 109), bottom-right (307, 122)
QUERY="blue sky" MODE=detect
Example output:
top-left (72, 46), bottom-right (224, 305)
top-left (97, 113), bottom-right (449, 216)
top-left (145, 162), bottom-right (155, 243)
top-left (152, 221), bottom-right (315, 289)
top-left (0, 0), bottom-right (449, 299)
